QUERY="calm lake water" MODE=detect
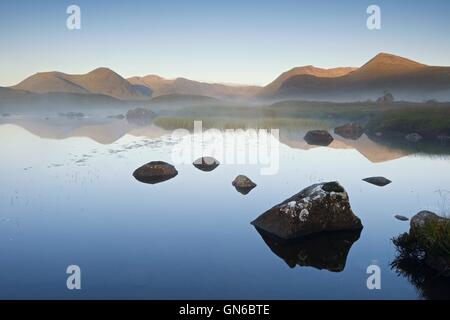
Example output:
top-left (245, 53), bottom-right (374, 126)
top-left (0, 116), bottom-right (449, 299)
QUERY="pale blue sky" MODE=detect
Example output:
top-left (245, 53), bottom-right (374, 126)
top-left (1, 0), bottom-right (450, 86)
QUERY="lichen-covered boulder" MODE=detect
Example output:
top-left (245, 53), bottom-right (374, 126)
top-left (334, 123), bottom-right (364, 140)
top-left (232, 175), bottom-right (256, 195)
top-left (133, 161), bottom-right (178, 184)
top-left (251, 182), bottom-right (363, 239)
top-left (304, 130), bottom-right (334, 146)
top-left (193, 157), bottom-right (220, 172)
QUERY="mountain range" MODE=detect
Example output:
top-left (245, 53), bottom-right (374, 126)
top-left (12, 68), bottom-right (152, 101)
top-left (2, 53), bottom-right (450, 105)
top-left (127, 75), bottom-right (261, 99)
top-left (271, 53), bottom-right (450, 102)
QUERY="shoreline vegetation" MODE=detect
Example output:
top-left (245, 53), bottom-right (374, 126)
top-left (392, 211), bottom-right (450, 298)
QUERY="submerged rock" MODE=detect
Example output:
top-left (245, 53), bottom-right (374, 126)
top-left (395, 215), bottom-right (409, 221)
top-left (126, 108), bottom-right (156, 126)
top-left (232, 175), bottom-right (257, 195)
top-left (255, 227), bottom-right (361, 272)
top-left (2, 113), bottom-right (10, 117)
top-left (334, 123), bottom-right (364, 140)
top-left (304, 130), bottom-right (334, 146)
top-left (251, 182), bottom-right (363, 240)
top-left (363, 176), bottom-right (392, 187)
top-left (193, 157), bottom-right (220, 172)
top-left (133, 161), bottom-right (178, 184)
top-left (405, 133), bottom-right (423, 143)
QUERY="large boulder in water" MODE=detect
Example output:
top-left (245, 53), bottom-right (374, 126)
top-left (304, 130), bottom-right (334, 146)
top-left (193, 157), bottom-right (220, 172)
top-left (232, 175), bottom-right (257, 195)
top-left (334, 123), bottom-right (364, 140)
top-left (133, 161), bottom-right (178, 184)
top-left (251, 182), bottom-right (363, 240)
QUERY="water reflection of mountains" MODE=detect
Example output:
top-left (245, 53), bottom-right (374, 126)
top-left (1, 116), bottom-right (448, 162)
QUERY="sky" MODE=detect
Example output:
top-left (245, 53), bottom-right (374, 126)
top-left (1, 0), bottom-right (450, 86)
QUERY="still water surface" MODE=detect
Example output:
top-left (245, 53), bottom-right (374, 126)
top-left (0, 119), bottom-right (449, 299)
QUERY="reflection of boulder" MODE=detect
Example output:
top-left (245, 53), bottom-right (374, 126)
top-left (126, 108), bottom-right (156, 126)
top-left (232, 175), bottom-right (257, 195)
top-left (133, 161), bottom-right (178, 184)
top-left (255, 227), bottom-right (361, 272)
top-left (193, 157), bottom-right (220, 172)
top-left (252, 182), bottom-right (363, 239)
top-left (304, 130), bottom-right (334, 146)
top-left (334, 123), bottom-right (364, 140)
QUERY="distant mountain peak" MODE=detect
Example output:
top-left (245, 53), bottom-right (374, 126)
top-left (361, 53), bottom-right (426, 71)
top-left (259, 65), bottom-right (357, 96)
top-left (87, 67), bottom-right (120, 77)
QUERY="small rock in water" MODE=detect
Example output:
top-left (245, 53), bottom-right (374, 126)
top-left (304, 130), bottom-right (334, 146)
top-left (334, 123), bottom-right (364, 140)
top-left (232, 175), bottom-right (257, 195)
top-left (251, 181), bottom-right (363, 240)
top-left (107, 114), bottom-right (125, 120)
top-left (363, 176), bottom-right (392, 187)
top-left (2, 113), bottom-right (10, 117)
top-left (133, 161), bottom-right (178, 184)
top-left (395, 215), bottom-right (409, 221)
top-left (193, 157), bottom-right (220, 172)
top-left (59, 112), bottom-right (84, 119)
top-left (405, 133), bottom-right (423, 143)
